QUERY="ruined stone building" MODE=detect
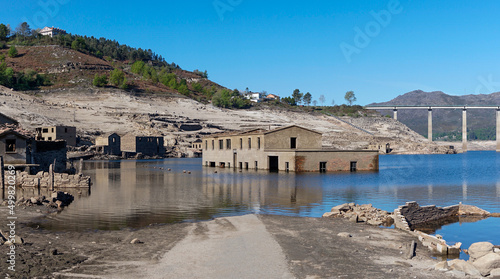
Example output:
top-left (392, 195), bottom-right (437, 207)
top-left (0, 128), bottom-right (30, 165)
top-left (120, 134), bottom-right (165, 157)
top-left (202, 125), bottom-right (379, 172)
top-left (95, 133), bottom-right (121, 156)
top-left (36, 126), bottom-right (77, 146)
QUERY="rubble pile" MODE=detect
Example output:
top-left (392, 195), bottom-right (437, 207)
top-left (323, 203), bottom-right (393, 226)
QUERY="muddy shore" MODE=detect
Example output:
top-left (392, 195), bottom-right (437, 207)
top-left (0, 205), bottom-right (465, 279)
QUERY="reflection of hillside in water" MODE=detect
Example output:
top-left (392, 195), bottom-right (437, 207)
top-left (44, 160), bottom-right (323, 230)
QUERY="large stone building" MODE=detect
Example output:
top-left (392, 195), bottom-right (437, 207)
top-left (202, 125), bottom-right (379, 172)
top-left (36, 126), bottom-right (77, 146)
top-left (121, 134), bottom-right (165, 157)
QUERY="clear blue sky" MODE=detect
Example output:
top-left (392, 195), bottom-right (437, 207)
top-left (3, 0), bottom-right (500, 105)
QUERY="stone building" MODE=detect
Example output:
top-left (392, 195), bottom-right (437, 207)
top-left (39, 26), bottom-right (67, 37)
top-left (202, 125), bottom-right (379, 172)
top-left (121, 134), bottom-right (165, 157)
top-left (0, 129), bottom-right (30, 165)
top-left (95, 133), bottom-right (121, 156)
top-left (36, 126), bottom-right (77, 146)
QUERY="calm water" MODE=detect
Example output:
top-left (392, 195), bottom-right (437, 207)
top-left (19, 151), bottom-right (500, 253)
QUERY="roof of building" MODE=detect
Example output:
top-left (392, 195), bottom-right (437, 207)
top-left (0, 128), bottom-right (30, 139)
top-left (40, 26), bottom-right (66, 33)
top-left (203, 125), bottom-right (321, 139)
top-left (0, 112), bottom-right (19, 125)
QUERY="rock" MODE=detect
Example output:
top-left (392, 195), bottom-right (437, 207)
top-left (444, 270), bottom-right (466, 278)
top-left (495, 248), bottom-right (500, 254)
top-left (337, 232), bottom-right (352, 238)
top-left (50, 248), bottom-right (58, 255)
top-left (367, 219), bottom-right (383, 226)
top-left (472, 252), bottom-right (500, 276)
top-left (434, 261), bottom-right (449, 271)
top-left (322, 212), bottom-right (337, 218)
top-left (490, 268), bottom-right (500, 279)
top-left (448, 259), bottom-right (481, 277)
top-left (331, 203), bottom-right (351, 213)
top-left (469, 242), bottom-right (494, 261)
top-left (349, 214), bottom-right (358, 223)
top-left (14, 236), bottom-right (24, 244)
top-left (30, 197), bottom-right (38, 204)
top-left (130, 238), bottom-right (142, 244)
top-left (55, 200), bottom-right (63, 208)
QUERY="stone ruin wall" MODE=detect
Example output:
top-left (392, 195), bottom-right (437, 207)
top-left (15, 170), bottom-right (90, 188)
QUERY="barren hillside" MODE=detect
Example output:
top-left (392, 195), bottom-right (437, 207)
top-left (0, 85), bottom-right (454, 155)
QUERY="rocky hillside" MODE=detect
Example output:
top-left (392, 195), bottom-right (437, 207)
top-left (0, 85), bottom-right (454, 155)
top-left (369, 90), bottom-right (500, 140)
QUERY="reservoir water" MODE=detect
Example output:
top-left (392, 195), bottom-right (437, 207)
top-left (24, 151), bottom-right (500, 254)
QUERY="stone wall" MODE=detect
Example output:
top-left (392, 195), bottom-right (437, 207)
top-left (31, 140), bottom-right (67, 173)
top-left (15, 170), bottom-right (90, 188)
top-left (398, 201), bottom-right (459, 229)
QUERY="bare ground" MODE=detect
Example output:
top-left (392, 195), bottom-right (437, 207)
top-left (0, 206), bottom-right (462, 279)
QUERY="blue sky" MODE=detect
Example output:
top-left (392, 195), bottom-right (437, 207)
top-left (3, 0), bottom-right (500, 105)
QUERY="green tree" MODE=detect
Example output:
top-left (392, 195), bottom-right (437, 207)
top-left (281, 96), bottom-right (296, 106)
top-left (15, 22), bottom-right (31, 37)
top-left (292, 89), bottom-right (303, 105)
top-left (131, 60), bottom-right (146, 74)
top-left (8, 46), bottom-right (17, 58)
top-left (71, 37), bottom-right (87, 51)
top-left (0, 23), bottom-right (9, 41)
top-left (120, 77), bottom-right (130, 90)
top-left (192, 82), bottom-right (203, 92)
top-left (178, 84), bottom-right (189, 95)
top-left (93, 74), bottom-right (108, 87)
top-left (109, 68), bottom-right (125, 87)
top-left (303, 92), bottom-right (312, 106)
top-left (344, 91), bottom-right (356, 105)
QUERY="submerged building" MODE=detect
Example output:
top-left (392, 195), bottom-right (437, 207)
top-left (202, 125), bottom-right (379, 172)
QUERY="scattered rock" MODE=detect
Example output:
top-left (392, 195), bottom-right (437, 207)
top-left (469, 242), bottom-right (494, 261)
top-left (14, 236), bottom-right (24, 245)
top-left (337, 232), bottom-right (352, 238)
top-left (50, 248), bottom-right (58, 255)
top-left (326, 203), bottom-right (393, 226)
top-left (472, 252), bottom-right (500, 277)
top-left (448, 259), bottom-right (481, 277)
top-left (322, 212), bottom-right (336, 218)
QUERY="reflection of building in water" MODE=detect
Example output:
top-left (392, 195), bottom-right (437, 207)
top-left (202, 168), bottom-right (323, 209)
top-left (462, 182), bottom-right (467, 200)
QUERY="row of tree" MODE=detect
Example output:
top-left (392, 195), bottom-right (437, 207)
top-left (281, 89), bottom-right (357, 106)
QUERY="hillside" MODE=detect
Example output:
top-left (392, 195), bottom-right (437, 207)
top-left (0, 42), bottom-right (456, 155)
top-left (0, 45), bottom-right (224, 100)
top-left (369, 90), bottom-right (500, 140)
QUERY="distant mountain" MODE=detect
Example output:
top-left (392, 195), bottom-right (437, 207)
top-left (369, 90), bottom-right (500, 140)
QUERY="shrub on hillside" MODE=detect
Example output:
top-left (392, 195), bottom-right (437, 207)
top-left (109, 68), bottom-right (125, 87)
top-left (8, 46), bottom-right (17, 58)
top-left (93, 74), bottom-right (108, 87)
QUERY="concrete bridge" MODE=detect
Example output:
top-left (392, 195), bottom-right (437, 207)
top-left (365, 106), bottom-right (500, 152)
